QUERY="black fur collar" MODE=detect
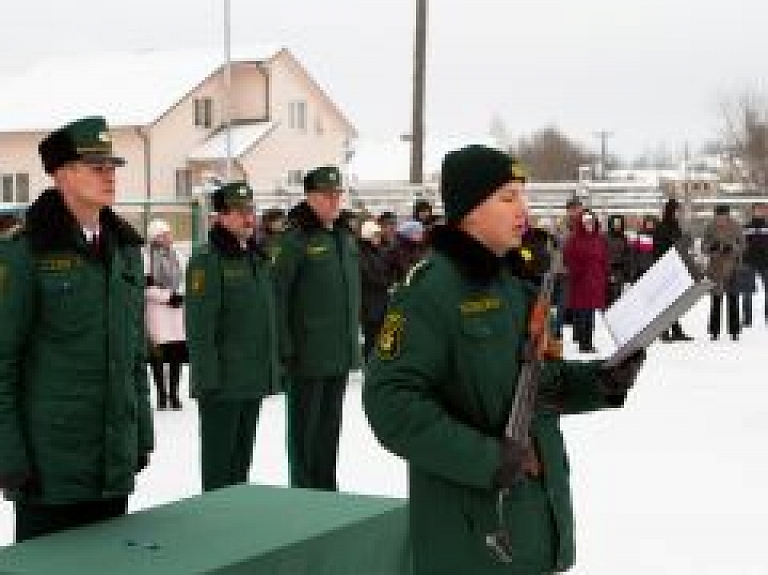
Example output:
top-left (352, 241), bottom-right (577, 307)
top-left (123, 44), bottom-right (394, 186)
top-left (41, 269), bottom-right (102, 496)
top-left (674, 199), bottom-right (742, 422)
top-left (24, 188), bottom-right (142, 254)
top-left (210, 224), bottom-right (248, 257)
top-left (288, 200), bottom-right (340, 233)
top-left (208, 224), bottom-right (267, 261)
top-left (431, 225), bottom-right (504, 286)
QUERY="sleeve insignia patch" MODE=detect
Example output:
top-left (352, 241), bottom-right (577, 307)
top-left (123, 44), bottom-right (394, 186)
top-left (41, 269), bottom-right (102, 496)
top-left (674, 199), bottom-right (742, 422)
top-left (189, 268), bottom-right (205, 295)
top-left (460, 296), bottom-right (503, 315)
top-left (376, 310), bottom-right (405, 360)
top-left (307, 245), bottom-right (329, 256)
top-left (0, 263), bottom-right (7, 297)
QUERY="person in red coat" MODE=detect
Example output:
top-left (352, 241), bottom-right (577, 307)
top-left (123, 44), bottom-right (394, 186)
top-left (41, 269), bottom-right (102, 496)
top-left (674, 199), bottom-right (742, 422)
top-left (564, 209), bottom-right (609, 353)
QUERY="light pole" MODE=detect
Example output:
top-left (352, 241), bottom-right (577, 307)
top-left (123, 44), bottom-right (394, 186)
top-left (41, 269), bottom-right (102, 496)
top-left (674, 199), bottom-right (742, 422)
top-left (410, 0), bottom-right (427, 185)
top-left (224, 0), bottom-right (233, 182)
top-left (593, 130), bottom-right (613, 181)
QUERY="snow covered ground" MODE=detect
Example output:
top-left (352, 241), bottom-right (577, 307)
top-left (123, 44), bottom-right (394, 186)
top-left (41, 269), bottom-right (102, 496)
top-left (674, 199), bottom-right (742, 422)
top-left (2, 294), bottom-right (768, 573)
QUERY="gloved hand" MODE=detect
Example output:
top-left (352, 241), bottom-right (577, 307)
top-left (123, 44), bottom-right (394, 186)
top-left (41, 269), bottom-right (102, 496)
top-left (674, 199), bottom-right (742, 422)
top-left (600, 349), bottom-right (646, 396)
top-left (168, 293), bottom-right (184, 308)
top-left (492, 438), bottom-right (527, 488)
top-left (137, 452), bottom-right (150, 472)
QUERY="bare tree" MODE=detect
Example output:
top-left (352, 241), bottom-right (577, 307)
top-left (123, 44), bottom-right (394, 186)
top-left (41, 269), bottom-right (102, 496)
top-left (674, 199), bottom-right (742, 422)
top-left (719, 91), bottom-right (768, 188)
top-left (511, 126), bottom-right (597, 181)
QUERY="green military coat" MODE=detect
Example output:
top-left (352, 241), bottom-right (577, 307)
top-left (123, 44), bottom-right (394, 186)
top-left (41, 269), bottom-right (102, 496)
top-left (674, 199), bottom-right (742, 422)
top-left (0, 189), bottom-right (153, 504)
top-left (185, 225), bottom-right (279, 399)
top-left (271, 201), bottom-right (361, 378)
top-left (364, 226), bottom-right (627, 575)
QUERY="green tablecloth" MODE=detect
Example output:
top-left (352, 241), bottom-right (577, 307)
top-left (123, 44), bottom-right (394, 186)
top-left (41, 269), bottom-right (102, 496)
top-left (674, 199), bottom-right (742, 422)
top-left (0, 485), bottom-right (411, 574)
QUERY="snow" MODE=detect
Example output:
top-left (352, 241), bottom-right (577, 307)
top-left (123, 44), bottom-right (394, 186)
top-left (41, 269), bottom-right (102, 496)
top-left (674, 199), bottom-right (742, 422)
top-left (0, 46), bottom-right (282, 132)
top-left (2, 294), bottom-right (768, 573)
top-left (187, 121), bottom-right (279, 161)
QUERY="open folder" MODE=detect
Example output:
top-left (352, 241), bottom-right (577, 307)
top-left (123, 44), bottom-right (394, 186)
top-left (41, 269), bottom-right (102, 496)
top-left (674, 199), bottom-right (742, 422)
top-left (602, 247), bottom-right (713, 367)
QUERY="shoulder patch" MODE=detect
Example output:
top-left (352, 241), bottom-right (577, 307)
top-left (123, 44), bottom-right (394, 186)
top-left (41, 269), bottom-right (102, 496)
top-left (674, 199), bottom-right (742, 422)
top-left (375, 310), bottom-right (405, 360)
top-left (404, 258), bottom-right (431, 287)
top-left (188, 268), bottom-right (206, 295)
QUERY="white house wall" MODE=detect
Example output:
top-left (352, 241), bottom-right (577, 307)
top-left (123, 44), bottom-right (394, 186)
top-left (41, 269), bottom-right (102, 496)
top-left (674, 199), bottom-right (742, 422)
top-left (239, 51), bottom-right (351, 190)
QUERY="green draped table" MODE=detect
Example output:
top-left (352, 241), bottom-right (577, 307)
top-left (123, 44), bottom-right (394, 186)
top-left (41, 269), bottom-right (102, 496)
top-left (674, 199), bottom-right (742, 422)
top-left (0, 485), bottom-right (411, 574)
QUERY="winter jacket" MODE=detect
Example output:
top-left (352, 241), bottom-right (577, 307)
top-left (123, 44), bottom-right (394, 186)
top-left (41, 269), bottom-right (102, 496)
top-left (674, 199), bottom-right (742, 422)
top-left (359, 238), bottom-right (396, 328)
top-left (563, 221), bottom-right (609, 310)
top-left (185, 225), bottom-right (279, 400)
top-left (743, 216), bottom-right (768, 271)
top-left (364, 225), bottom-right (626, 575)
top-left (271, 201), bottom-right (361, 378)
top-left (143, 246), bottom-right (186, 346)
top-left (702, 218), bottom-right (745, 295)
top-left (0, 189), bottom-right (153, 504)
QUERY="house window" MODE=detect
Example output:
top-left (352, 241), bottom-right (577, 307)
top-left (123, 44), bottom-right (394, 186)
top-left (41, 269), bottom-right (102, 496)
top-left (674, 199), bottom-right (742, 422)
top-left (1, 175), bottom-right (12, 203)
top-left (194, 98), bottom-right (214, 128)
top-left (315, 116), bottom-right (324, 135)
top-left (175, 169), bottom-right (193, 198)
top-left (289, 101), bottom-right (307, 132)
top-left (15, 173), bottom-right (29, 203)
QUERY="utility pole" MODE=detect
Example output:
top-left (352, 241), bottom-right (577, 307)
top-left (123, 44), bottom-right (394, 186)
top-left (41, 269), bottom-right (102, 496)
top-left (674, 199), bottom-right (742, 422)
top-left (683, 141), bottom-right (692, 228)
top-left (410, 0), bottom-right (427, 184)
top-left (224, 0), bottom-right (233, 182)
top-left (593, 130), bottom-right (613, 180)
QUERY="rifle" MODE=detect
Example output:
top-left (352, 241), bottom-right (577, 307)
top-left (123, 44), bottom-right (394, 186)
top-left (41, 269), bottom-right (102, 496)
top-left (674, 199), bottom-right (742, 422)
top-left (486, 261), bottom-right (559, 563)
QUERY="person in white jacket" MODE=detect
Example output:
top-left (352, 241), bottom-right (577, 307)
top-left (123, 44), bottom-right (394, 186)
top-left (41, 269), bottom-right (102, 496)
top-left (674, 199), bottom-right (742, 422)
top-left (144, 219), bottom-right (187, 409)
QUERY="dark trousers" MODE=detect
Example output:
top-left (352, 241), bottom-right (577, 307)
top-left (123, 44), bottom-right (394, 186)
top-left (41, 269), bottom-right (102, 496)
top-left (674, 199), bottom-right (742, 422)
top-left (741, 292), bottom-right (753, 326)
top-left (149, 342), bottom-right (186, 408)
top-left (571, 308), bottom-right (595, 348)
top-left (757, 269), bottom-right (768, 319)
top-left (15, 497), bottom-right (128, 542)
top-left (287, 374), bottom-right (347, 491)
top-left (709, 293), bottom-right (740, 337)
top-left (198, 399), bottom-right (262, 492)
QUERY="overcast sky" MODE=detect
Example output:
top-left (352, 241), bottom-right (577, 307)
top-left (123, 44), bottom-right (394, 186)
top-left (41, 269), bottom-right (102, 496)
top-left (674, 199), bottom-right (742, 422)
top-left (2, 0), bottom-right (767, 161)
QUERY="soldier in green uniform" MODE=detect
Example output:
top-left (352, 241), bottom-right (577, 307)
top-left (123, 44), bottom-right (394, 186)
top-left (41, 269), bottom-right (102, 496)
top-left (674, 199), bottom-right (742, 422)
top-left (272, 166), bottom-right (360, 491)
top-left (364, 145), bottom-right (645, 574)
top-left (185, 182), bottom-right (279, 492)
top-left (0, 116), bottom-right (153, 541)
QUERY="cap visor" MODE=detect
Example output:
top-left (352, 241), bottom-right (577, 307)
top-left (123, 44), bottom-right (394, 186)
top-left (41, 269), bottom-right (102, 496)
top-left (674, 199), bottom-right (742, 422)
top-left (80, 153), bottom-right (125, 167)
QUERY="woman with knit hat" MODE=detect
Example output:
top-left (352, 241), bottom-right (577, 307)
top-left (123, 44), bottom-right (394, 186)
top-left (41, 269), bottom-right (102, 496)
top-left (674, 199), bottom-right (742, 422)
top-left (144, 218), bottom-right (187, 410)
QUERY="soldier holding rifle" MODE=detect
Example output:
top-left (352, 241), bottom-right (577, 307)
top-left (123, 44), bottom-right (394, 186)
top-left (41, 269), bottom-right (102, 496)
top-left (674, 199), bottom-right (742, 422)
top-left (364, 145), bottom-right (645, 574)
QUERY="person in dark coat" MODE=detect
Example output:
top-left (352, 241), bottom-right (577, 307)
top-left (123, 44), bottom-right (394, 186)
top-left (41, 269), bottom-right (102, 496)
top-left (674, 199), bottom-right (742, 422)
top-left (0, 116), bottom-right (153, 541)
top-left (563, 210), bottom-right (609, 353)
top-left (702, 204), bottom-right (745, 340)
top-left (741, 203), bottom-right (768, 325)
top-left (604, 214), bottom-right (632, 306)
top-left (358, 219), bottom-right (397, 359)
top-left (185, 182), bottom-right (280, 492)
top-left (393, 219), bottom-right (429, 283)
top-left (653, 198), bottom-right (694, 341)
top-left (364, 145), bottom-right (645, 575)
top-left (271, 166), bottom-right (361, 491)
